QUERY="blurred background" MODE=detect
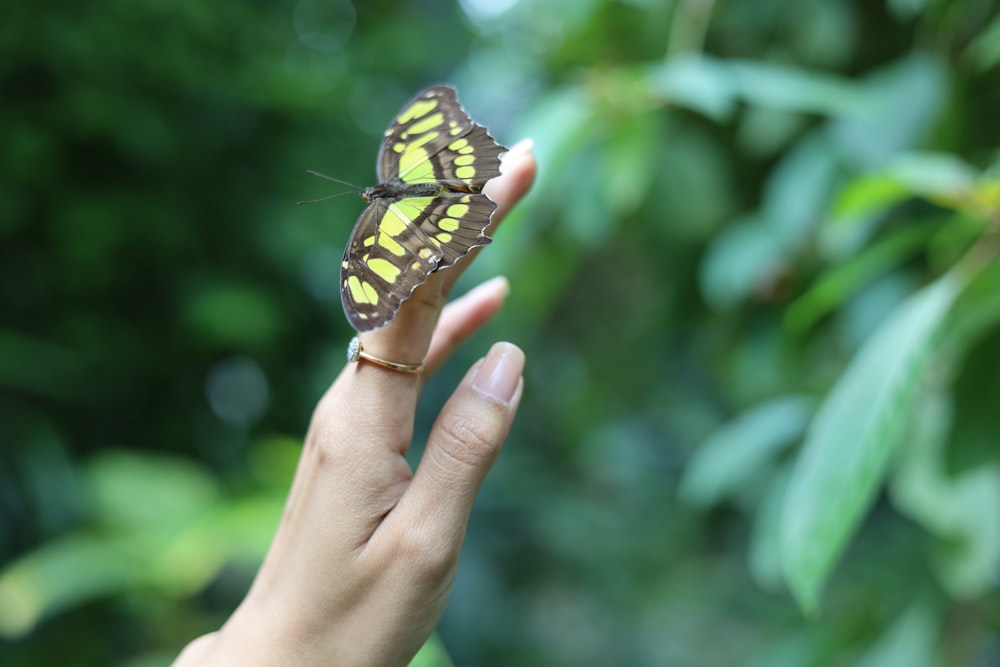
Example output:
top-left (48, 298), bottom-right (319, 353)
top-left (2, 0), bottom-right (999, 665)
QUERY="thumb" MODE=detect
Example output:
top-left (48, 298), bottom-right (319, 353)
top-left (398, 342), bottom-right (525, 537)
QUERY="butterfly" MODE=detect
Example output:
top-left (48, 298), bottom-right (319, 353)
top-left (340, 84), bottom-right (507, 331)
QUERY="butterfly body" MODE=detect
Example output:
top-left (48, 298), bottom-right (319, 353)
top-left (340, 85), bottom-right (506, 332)
top-left (360, 180), bottom-right (445, 203)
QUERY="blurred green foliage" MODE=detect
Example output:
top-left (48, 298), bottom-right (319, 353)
top-left (3, 0), bottom-right (1000, 665)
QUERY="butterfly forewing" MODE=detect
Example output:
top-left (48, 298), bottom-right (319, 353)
top-left (376, 86), bottom-right (505, 191)
top-left (341, 84), bottom-right (507, 332)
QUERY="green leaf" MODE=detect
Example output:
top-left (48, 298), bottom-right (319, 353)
top-left (737, 106), bottom-right (808, 156)
top-left (828, 54), bottom-right (947, 170)
top-left (0, 448), bottom-right (286, 637)
top-left (970, 173), bottom-right (1000, 216)
top-left (647, 55), bottom-right (736, 121)
top-left (602, 111), bottom-right (661, 217)
top-left (891, 388), bottom-right (1000, 598)
top-left (835, 153), bottom-right (977, 215)
top-left (655, 126), bottom-right (734, 241)
top-left (760, 132), bottom-right (838, 246)
top-left (749, 466), bottom-right (792, 590)
top-left (831, 173), bottom-right (912, 222)
top-left (727, 60), bottom-right (864, 115)
top-left (881, 153), bottom-right (977, 207)
top-left (0, 493), bottom-right (284, 638)
top-left (786, 223), bottom-right (935, 334)
top-left (780, 273), bottom-right (963, 612)
top-left (853, 600), bottom-right (940, 667)
top-left (648, 56), bottom-right (866, 121)
top-left (888, 0), bottom-right (929, 20)
top-left (929, 467), bottom-right (1000, 598)
top-left (408, 634), bottom-right (454, 667)
top-left (86, 450), bottom-right (219, 528)
top-left (700, 214), bottom-right (785, 308)
top-left (679, 396), bottom-right (812, 507)
top-left (0, 534), bottom-right (141, 638)
top-left (964, 12), bottom-right (1000, 72)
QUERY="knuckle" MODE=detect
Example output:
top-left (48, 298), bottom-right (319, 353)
top-left (409, 282), bottom-right (443, 312)
top-left (434, 412), bottom-right (498, 470)
top-left (394, 523), bottom-right (457, 576)
top-left (304, 421), bottom-right (350, 469)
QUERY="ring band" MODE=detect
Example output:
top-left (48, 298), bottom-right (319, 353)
top-left (347, 336), bottom-right (424, 374)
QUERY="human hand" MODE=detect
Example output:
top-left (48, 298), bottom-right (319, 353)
top-left (174, 139), bottom-right (537, 666)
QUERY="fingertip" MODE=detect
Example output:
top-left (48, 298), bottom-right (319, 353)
top-left (502, 138), bottom-right (534, 166)
top-left (486, 139), bottom-right (536, 218)
top-left (500, 138), bottom-right (536, 183)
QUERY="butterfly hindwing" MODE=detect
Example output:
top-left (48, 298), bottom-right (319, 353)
top-left (340, 200), bottom-right (443, 331)
top-left (409, 192), bottom-right (497, 267)
top-left (340, 84), bottom-right (507, 332)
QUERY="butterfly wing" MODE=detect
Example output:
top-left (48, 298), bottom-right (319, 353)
top-left (377, 85), bottom-right (507, 192)
top-left (402, 192), bottom-right (498, 268)
top-left (340, 199), bottom-right (444, 331)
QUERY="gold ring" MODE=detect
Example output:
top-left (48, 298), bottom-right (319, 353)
top-left (347, 336), bottom-right (424, 374)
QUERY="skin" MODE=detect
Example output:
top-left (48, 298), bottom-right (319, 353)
top-left (174, 140), bottom-right (537, 666)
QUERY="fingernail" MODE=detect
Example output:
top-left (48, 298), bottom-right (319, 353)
top-left (505, 137), bottom-right (533, 157)
top-left (501, 138), bottom-right (533, 171)
top-left (468, 275), bottom-right (509, 300)
top-left (472, 342), bottom-right (525, 403)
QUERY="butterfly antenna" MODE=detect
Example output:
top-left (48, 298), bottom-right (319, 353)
top-left (296, 170), bottom-right (364, 205)
top-left (306, 170), bottom-right (361, 188)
